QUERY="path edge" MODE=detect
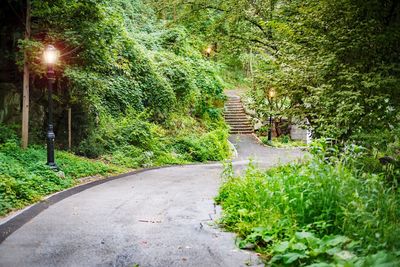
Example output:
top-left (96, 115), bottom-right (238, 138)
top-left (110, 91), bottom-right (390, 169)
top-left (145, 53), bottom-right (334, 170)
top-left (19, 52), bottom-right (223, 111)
top-left (0, 139), bottom-right (240, 244)
top-left (0, 165), bottom-right (178, 244)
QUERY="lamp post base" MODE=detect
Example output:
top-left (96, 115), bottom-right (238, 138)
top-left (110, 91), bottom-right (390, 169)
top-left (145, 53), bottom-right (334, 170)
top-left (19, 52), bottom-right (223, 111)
top-left (268, 115), bottom-right (273, 141)
top-left (47, 162), bottom-right (58, 171)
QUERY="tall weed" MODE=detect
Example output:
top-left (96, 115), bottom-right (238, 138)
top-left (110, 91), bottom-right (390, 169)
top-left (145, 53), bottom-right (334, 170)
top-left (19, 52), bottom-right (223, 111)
top-left (217, 140), bottom-right (400, 265)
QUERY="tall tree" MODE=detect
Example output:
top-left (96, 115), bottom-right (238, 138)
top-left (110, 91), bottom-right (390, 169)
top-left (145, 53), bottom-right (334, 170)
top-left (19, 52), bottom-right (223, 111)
top-left (21, 0), bottom-right (31, 149)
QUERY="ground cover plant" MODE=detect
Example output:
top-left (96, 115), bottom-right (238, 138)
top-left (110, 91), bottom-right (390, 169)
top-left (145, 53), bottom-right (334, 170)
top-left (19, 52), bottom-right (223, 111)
top-left (0, 135), bottom-right (126, 216)
top-left (260, 135), bottom-right (306, 148)
top-left (216, 140), bottom-right (400, 266)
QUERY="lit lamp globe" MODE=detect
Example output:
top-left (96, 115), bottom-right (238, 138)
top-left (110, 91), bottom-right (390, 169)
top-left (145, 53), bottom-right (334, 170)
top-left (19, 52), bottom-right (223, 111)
top-left (44, 45), bottom-right (58, 65)
top-left (205, 46), bottom-right (212, 58)
top-left (268, 88), bottom-right (276, 99)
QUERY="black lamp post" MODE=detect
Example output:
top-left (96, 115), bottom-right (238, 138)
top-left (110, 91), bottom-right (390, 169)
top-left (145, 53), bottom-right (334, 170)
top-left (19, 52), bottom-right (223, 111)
top-left (268, 88), bottom-right (276, 142)
top-left (44, 45), bottom-right (58, 169)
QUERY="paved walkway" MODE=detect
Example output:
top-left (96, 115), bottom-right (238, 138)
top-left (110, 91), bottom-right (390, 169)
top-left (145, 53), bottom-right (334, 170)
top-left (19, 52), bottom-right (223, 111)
top-left (0, 135), bottom-right (304, 267)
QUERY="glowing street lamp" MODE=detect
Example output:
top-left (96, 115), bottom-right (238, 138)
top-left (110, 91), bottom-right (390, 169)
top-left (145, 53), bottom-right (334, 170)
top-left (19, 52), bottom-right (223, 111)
top-left (268, 88), bottom-right (276, 99)
top-left (43, 45), bottom-right (59, 169)
top-left (44, 45), bottom-right (58, 65)
top-left (205, 46), bottom-right (212, 58)
top-left (268, 88), bottom-right (276, 142)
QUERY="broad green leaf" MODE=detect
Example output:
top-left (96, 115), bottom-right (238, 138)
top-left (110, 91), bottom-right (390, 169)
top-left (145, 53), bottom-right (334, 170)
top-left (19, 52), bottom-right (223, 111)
top-left (295, 231), bottom-right (315, 240)
top-left (291, 242), bottom-right (308, 251)
top-left (273, 241), bottom-right (290, 253)
top-left (282, 252), bottom-right (308, 264)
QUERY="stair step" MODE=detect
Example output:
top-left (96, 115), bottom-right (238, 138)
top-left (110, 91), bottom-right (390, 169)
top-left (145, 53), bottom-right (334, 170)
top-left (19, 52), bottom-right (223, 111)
top-left (226, 120), bottom-right (251, 123)
top-left (224, 116), bottom-right (248, 119)
top-left (229, 124), bottom-right (252, 127)
top-left (225, 108), bottom-right (244, 110)
top-left (225, 120), bottom-right (250, 123)
top-left (225, 106), bottom-right (243, 109)
top-left (230, 131), bottom-right (253, 134)
top-left (225, 96), bottom-right (252, 134)
top-left (225, 109), bottom-right (245, 111)
top-left (225, 112), bottom-right (246, 115)
top-left (228, 124), bottom-right (251, 127)
top-left (230, 127), bottom-right (253, 131)
top-left (230, 128), bottom-right (253, 131)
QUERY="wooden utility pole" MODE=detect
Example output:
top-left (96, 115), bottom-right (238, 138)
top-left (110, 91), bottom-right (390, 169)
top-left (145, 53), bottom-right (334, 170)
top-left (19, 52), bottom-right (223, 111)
top-left (21, 0), bottom-right (31, 149)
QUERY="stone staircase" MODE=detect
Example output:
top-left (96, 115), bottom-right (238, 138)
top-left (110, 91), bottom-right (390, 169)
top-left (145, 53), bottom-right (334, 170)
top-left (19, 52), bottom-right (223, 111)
top-left (224, 96), bottom-right (253, 134)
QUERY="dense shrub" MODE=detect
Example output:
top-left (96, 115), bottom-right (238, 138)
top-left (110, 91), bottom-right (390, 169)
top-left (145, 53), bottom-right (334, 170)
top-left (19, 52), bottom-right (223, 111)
top-left (154, 51), bottom-right (198, 110)
top-left (0, 123), bottom-right (18, 144)
top-left (77, 110), bottom-right (230, 167)
top-left (172, 129), bottom-right (230, 162)
top-left (216, 141), bottom-right (400, 266)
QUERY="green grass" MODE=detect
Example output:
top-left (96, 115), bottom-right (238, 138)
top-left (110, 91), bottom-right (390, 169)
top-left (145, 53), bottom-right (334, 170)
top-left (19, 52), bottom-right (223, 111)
top-left (260, 135), bottom-right (307, 148)
top-left (216, 142), bottom-right (400, 266)
top-left (0, 141), bottom-right (126, 216)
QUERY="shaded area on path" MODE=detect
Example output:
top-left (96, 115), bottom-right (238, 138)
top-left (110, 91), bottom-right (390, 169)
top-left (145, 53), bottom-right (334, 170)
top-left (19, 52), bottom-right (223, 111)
top-left (0, 135), bottom-right (304, 267)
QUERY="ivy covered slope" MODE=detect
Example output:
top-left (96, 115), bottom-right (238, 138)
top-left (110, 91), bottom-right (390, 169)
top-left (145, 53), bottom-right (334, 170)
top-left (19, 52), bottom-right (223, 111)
top-left (0, 127), bottom-right (126, 216)
top-left (0, 0), bottom-right (230, 216)
top-left (20, 0), bottom-right (228, 167)
top-left (23, 0), bottom-right (230, 164)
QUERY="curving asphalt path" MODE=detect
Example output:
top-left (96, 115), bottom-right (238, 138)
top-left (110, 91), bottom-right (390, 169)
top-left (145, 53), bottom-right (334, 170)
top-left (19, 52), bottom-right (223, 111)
top-left (0, 134), bottom-right (304, 267)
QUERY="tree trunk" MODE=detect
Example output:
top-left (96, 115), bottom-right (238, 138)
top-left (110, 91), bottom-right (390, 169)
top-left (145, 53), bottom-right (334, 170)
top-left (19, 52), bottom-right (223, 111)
top-left (249, 48), bottom-right (255, 90)
top-left (21, 0), bottom-right (31, 149)
top-left (68, 107), bottom-right (72, 150)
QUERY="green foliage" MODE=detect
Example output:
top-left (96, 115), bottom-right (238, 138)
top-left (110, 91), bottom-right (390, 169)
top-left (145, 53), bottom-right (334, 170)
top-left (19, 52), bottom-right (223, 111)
top-left (77, 109), bottom-right (230, 167)
top-left (260, 135), bottom-right (306, 148)
top-left (216, 140), bottom-right (400, 265)
top-left (172, 129), bottom-right (230, 162)
top-left (268, 233), bottom-right (400, 266)
top-left (154, 51), bottom-right (199, 110)
top-left (0, 123), bottom-right (19, 144)
top-left (254, 0), bottom-right (399, 140)
top-left (0, 140), bottom-right (124, 216)
top-left (13, 0), bottom-right (227, 146)
top-left (159, 0), bottom-right (400, 143)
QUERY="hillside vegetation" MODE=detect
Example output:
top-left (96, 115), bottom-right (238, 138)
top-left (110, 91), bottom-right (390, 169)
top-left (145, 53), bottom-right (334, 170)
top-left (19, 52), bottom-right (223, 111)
top-left (153, 0), bottom-right (400, 265)
top-left (0, 0), bottom-right (230, 216)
